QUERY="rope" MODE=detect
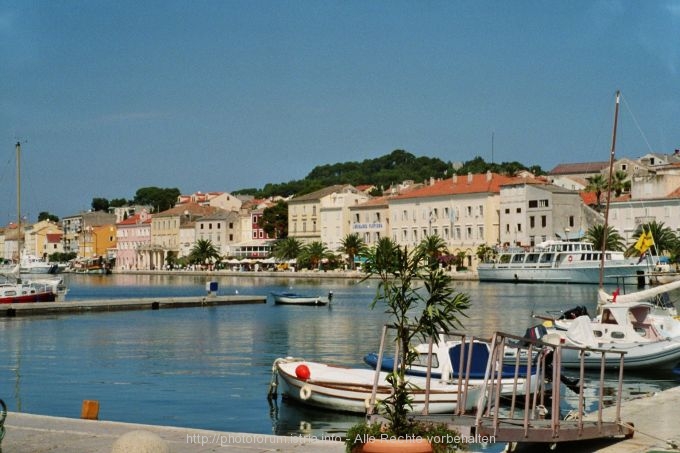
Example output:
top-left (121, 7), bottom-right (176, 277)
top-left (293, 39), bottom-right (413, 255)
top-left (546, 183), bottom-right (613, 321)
top-left (618, 421), bottom-right (679, 449)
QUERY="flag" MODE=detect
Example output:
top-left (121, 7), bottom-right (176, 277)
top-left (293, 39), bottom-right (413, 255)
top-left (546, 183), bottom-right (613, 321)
top-left (633, 234), bottom-right (645, 252)
top-left (635, 230), bottom-right (654, 255)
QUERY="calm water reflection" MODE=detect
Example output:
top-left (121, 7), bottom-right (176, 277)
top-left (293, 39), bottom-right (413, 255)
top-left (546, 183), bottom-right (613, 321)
top-left (0, 273), bottom-right (677, 443)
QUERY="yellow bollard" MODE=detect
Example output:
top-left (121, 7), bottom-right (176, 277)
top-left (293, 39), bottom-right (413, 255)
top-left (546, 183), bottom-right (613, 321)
top-left (81, 400), bottom-right (100, 420)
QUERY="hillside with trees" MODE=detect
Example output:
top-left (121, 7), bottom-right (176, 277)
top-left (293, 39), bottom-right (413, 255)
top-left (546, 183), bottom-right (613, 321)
top-left (233, 149), bottom-right (544, 198)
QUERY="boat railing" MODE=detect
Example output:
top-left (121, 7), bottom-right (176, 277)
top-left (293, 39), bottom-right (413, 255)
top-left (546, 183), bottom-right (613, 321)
top-left (367, 325), bottom-right (635, 445)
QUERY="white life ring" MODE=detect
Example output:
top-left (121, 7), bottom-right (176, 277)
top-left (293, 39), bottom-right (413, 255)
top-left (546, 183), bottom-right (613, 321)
top-left (299, 384), bottom-right (312, 400)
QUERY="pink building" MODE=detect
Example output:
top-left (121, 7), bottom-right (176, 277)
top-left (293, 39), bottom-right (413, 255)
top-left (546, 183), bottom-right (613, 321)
top-left (115, 210), bottom-right (152, 270)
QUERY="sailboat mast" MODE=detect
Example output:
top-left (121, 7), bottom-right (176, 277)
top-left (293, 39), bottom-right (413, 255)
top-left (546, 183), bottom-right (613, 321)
top-left (599, 90), bottom-right (620, 288)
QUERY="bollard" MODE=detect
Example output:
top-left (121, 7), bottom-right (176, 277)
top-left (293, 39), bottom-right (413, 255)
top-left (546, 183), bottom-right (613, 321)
top-left (81, 400), bottom-right (100, 420)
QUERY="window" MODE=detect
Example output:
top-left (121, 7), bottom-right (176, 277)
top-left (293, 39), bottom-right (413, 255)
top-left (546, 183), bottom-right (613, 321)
top-left (530, 216), bottom-right (535, 228)
top-left (517, 223), bottom-right (522, 232)
top-left (505, 208), bottom-right (510, 214)
top-left (539, 199), bottom-right (549, 207)
top-left (541, 216), bottom-right (547, 227)
top-left (516, 208), bottom-right (521, 213)
top-left (569, 216), bottom-right (574, 227)
top-left (528, 200), bottom-right (537, 208)
top-left (467, 206), bottom-right (472, 216)
top-left (354, 213), bottom-right (360, 222)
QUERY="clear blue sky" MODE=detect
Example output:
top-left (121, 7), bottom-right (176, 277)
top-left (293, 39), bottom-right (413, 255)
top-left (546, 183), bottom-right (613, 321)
top-left (1, 1), bottom-right (679, 224)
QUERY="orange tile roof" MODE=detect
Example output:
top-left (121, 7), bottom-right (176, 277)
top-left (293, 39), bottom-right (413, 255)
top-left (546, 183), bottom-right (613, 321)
top-left (393, 173), bottom-right (522, 200)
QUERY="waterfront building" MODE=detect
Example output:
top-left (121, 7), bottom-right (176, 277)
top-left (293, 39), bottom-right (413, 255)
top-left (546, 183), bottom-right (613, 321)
top-left (195, 210), bottom-right (240, 257)
top-left (23, 220), bottom-right (63, 260)
top-left (115, 210), bottom-right (152, 270)
top-left (61, 211), bottom-right (117, 257)
top-left (389, 172), bottom-right (519, 270)
top-left (498, 181), bottom-right (587, 247)
top-left (609, 163), bottom-right (680, 244)
top-left (288, 185), bottom-right (366, 247)
top-left (147, 203), bottom-right (218, 270)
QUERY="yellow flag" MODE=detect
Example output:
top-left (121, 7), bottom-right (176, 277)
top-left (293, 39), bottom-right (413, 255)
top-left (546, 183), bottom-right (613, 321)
top-left (634, 233), bottom-right (645, 252)
top-left (643, 231), bottom-right (655, 248)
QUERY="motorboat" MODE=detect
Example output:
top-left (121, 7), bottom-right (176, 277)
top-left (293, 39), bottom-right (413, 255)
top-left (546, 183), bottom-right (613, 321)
top-left (271, 291), bottom-right (332, 306)
top-left (477, 240), bottom-right (650, 284)
top-left (269, 357), bottom-right (482, 414)
top-left (363, 338), bottom-right (541, 396)
top-left (18, 253), bottom-right (59, 274)
top-left (0, 277), bottom-right (58, 303)
top-left (545, 302), bottom-right (680, 371)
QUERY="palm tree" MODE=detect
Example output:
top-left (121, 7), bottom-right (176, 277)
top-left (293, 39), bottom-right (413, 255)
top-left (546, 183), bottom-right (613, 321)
top-left (272, 237), bottom-right (302, 261)
top-left (189, 239), bottom-right (221, 267)
top-left (585, 174), bottom-right (608, 209)
top-left (626, 221), bottom-right (678, 257)
top-left (417, 234), bottom-right (448, 269)
top-left (339, 233), bottom-right (367, 270)
top-left (610, 170), bottom-right (630, 197)
top-left (585, 224), bottom-right (625, 252)
top-left (298, 241), bottom-right (331, 270)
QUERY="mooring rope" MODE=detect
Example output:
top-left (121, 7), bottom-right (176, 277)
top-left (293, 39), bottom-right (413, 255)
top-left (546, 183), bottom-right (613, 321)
top-left (618, 421), bottom-right (679, 450)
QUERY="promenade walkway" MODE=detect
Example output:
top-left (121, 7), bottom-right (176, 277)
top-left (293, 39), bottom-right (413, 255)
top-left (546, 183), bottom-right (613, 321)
top-left (3, 385), bottom-right (679, 452)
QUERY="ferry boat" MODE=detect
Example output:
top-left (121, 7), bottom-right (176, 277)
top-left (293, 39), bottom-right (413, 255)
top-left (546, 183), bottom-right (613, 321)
top-left (477, 239), bottom-right (650, 284)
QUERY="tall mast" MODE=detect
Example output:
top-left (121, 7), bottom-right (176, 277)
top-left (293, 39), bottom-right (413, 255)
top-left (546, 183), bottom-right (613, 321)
top-left (15, 141), bottom-right (22, 249)
top-left (599, 90), bottom-right (620, 288)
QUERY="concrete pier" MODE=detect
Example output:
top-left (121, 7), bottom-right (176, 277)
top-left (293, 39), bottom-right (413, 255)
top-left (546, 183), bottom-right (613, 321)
top-left (2, 385), bottom-right (679, 452)
top-left (0, 295), bottom-right (267, 317)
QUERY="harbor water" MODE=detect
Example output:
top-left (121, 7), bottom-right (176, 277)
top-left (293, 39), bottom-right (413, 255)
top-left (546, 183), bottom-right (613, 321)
top-left (0, 273), bottom-right (678, 443)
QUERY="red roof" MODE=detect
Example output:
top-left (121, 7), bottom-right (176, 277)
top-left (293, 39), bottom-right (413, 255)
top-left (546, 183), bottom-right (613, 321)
top-left (393, 173), bottom-right (523, 200)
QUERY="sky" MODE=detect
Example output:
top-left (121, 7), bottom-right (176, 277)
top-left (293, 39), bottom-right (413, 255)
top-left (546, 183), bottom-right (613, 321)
top-left (1, 1), bottom-right (679, 225)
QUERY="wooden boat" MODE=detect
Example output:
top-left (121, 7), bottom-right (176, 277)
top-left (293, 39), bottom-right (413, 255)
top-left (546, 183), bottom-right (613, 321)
top-left (271, 291), bottom-right (332, 306)
top-left (270, 357), bottom-right (482, 414)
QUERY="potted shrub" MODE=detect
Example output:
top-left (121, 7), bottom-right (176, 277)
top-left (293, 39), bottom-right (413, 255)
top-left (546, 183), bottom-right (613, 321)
top-left (346, 237), bottom-right (471, 453)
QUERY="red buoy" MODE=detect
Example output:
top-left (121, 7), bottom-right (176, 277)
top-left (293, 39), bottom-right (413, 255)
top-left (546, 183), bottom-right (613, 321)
top-left (295, 364), bottom-right (311, 380)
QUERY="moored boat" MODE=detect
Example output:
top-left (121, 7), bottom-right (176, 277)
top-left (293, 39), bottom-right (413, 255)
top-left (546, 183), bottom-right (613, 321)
top-left (271, 291), bottom-right (332, 306)
top-left (270, 357), bottom-right (482, 414)
top-left (477, 239), bottom-right (650, 284)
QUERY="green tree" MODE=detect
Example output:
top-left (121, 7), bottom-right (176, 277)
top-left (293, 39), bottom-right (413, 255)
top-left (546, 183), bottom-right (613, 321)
top-left (610, 170), bottom-right (630, 197)
top-left (298, 241), bottom-right (332, 270)
top-left (272, 237), bottom-right (302, 261)
top-left (133, 187), bottom-right (181, 213)
top-left (188, 239), bottom-right (221, 266)
top-left (626, 221), bottom-right (678, 257)
top-left (91, 198), bottom-right (110, 212)
top-left (339, 233), bottom-right (367, 270)
top-left (585, 224), bottom-right (626, 252)
top-left (417, 234), bottom-right (448, 269)
top-left (38, 211), bottom-right (59, 222)
top-left (360, 238), bottom-right (470, 436)
top-left (260, 201), bottom-right (288, 239)
top-left (109, 198), bottom-right (129, 208)
top-left (585, 174), bottom-right (608, 209)
top-left (476, 243), bottom-right (496, 263)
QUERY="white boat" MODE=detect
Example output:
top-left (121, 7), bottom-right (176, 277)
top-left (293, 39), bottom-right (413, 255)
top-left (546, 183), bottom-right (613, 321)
top-left (271, 291), bottom-right (332, 306)
top-left (548, 302), bottom-right (680, 370)
top-left (271, 358), bottom-right (482, 414)
top-left (18, 252), bottom-right (59, 274)
top-left (477, 239), bottom-right (650, 284)
top-left (363, 339), bottom-right (541, 396)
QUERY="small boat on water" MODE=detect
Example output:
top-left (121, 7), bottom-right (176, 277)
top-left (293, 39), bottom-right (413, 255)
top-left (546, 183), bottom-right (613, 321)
top-left (271, 291), bottom-right (332, 306)
top-left (537, 301), bottom-right (680, 371)
top-left (269, 357), bottom-right (482, 414)
top-left (363, 339), bottom-right (541, 396)
top-left (477, 239), bottom-right (650, 284)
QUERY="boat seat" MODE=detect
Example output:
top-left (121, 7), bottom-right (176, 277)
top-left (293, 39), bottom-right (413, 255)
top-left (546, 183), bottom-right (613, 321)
top-left (448, 342), bottom-right (524, 379)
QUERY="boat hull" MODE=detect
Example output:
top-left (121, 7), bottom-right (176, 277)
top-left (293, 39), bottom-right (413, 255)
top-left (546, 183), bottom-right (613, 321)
top-left (274, 359), bottom-right (481, 414)
top-left (477, 264), bottom-right (646, 284)
top-left (560, 339), bottom-right (680, 370)
top-left (272, 293), bottom-right (329, 306)
top-left (0, 290), bottom-right (56, 304)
